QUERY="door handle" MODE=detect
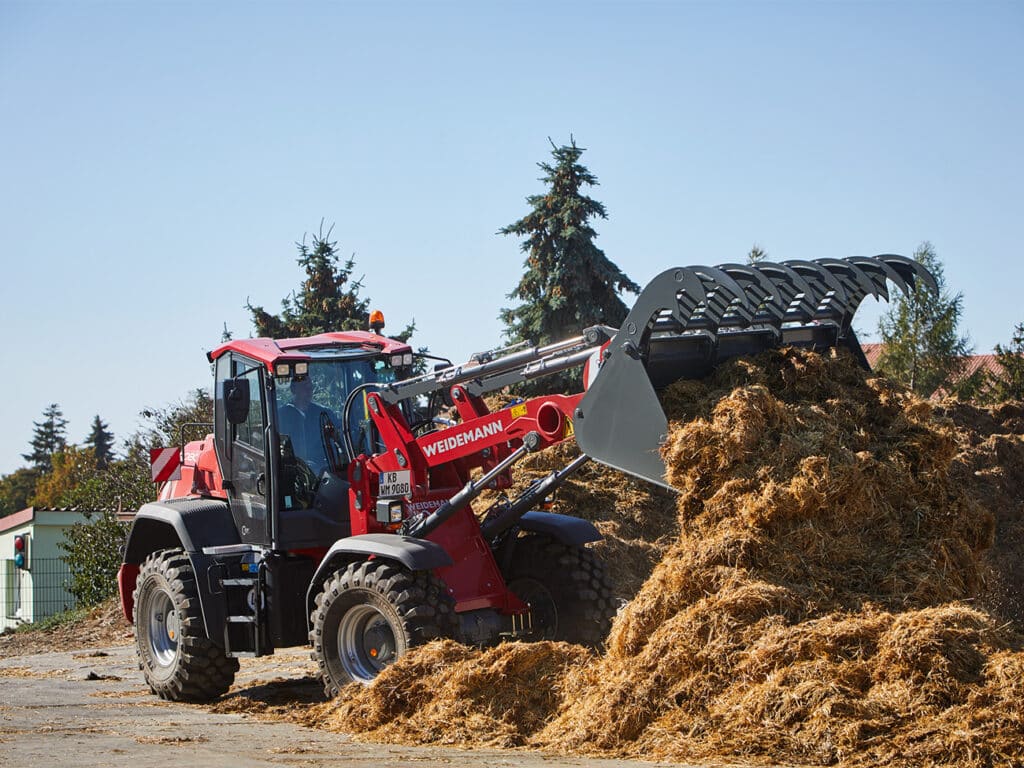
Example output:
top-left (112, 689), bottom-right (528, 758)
top-left (256, 473), bottom-right (266, 496)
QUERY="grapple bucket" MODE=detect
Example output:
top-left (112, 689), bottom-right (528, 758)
top-left (573, 254), bottom-right (937, 488)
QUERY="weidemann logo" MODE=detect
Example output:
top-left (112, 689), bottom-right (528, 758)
top-left (422, 420), bottom-right (504, 458)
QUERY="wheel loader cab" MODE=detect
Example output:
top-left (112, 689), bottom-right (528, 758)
top-left (212, 346), bottom-right (406, 552)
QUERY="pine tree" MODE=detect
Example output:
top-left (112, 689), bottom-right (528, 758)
top-left (84, 415), bottom-right (115, 469)
top-left (875, 242), bottom-right (970, 397)
top-left (500, 138), bottom-right (639, 369)
top-left (22, 403), bottom-right (68, 472)
top-left (990, 322), bottom-right (1024, 402)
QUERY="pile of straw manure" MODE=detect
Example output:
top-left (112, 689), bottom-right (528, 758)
top-left (311, 348), bottom-right (1023, 767)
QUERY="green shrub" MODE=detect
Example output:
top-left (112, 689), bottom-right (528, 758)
top-left (59, 510), bottom-right (129, 607)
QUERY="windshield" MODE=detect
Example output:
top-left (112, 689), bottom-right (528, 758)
top-left (274, 355), bottom-right (395, 475)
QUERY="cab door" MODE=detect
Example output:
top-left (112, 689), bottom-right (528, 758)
top-left (223, 356), bottom-right (270, 545)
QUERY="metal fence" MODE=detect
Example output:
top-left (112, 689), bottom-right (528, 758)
top-left (2, 557), bottom-right (79, 624)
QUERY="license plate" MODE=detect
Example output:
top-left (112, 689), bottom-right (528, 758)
top-left (378, 470), bottom-right (411, 497)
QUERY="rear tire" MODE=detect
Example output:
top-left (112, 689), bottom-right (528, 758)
top-left (504, 534), bottom-right (616, 647)
top-left (133, 549), bottom-right (239, 702)
top-left (309, 560), bottom-right (457, 697)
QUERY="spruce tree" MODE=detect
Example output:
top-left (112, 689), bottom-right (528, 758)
top-left (22, 403), bottom-right (68, 472)
top-left (84, 415), bottom-right (115, 469)
top-left (247, 223), bottom-right (398, 338)
top-left (500, 138), bottom-right (640, 355)
top-left (875, 242), bottom-right (970, 397)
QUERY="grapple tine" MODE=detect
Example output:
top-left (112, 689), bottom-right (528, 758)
top-left (814, 257), bottom-right (882, 326)
top-left (690, 265), bottom-right (751, 329)
top-left (717, 262), bottom-right (786, 328)
top-left (877, 254), bottom-right (939, 295)
top-left (783, 259), bottom-right (850, 322)
top-left (846, 256), bottom-right (899, 302)
top-left (754, 262), bottom-right (819, 322)
top-left (815, 258), bottom-right (878, 304)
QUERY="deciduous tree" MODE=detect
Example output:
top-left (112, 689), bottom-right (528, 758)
top-left (875, 242), bottom-right (970, 397)
top-left (128, 388), bottom-right (215, 459)
top-left (0, 468), bottom-right (40, 517)
top-left (990, 322), bottom-right (1024, 402)
top-left (59, 510), bottom-right (130, 606)
top-left (30, 446), bottom-right (96, 507)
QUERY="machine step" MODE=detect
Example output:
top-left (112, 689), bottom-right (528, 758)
top-left (221, 577), bottom-right (258, 586)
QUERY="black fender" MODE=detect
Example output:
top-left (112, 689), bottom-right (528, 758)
top-left (122, 498), bottom-right (240, 644)
top-left (518, 511), bottom-right (602, 547)
top-left (305, 533), bottom-right (453, 625)
top-left (124, 498), bottom-right (239, 563)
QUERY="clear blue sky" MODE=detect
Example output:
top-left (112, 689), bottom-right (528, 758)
top-left (1, 1), bottom-right (1021, 476)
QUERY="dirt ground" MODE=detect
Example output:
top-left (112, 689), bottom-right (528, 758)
top-left (0, 629), bottom-right (776, 768)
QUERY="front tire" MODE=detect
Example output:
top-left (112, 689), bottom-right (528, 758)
top-left (504, 534), bottom-right (616, 647)
top-left (309, 560), bottom-right (457, 696)
top-left (133, 549), bottom-right (239, 701)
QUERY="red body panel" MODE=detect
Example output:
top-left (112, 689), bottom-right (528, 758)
top-left (158, 436), bottom-right (226, 502)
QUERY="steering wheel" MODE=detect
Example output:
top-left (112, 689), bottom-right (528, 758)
top-left (279, 435), bottom-right (320, 506)
top-left (293, 456), bottom-right (320, 502)
top-left (319, 411), bottom-right (349, 472)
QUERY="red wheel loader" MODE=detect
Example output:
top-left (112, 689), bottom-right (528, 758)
top-left (117, 254), bottom-right (935, 700)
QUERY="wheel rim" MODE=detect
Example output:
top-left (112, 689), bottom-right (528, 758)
top-left (146, 588), bottom-right (180, 668)
top-left (508, 577), bottom-right (558, 640)
top-left (337, 604), bottom-right (398, 682)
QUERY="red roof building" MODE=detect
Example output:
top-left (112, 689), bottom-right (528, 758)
top-left (860, 343), bottom-right (1008, 399)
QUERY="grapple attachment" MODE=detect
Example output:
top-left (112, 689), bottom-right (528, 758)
top-left (574, 254), bottom-right (936, 488)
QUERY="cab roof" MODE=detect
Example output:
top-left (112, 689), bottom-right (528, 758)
top-left (208, 331), bottom-right (413, 369)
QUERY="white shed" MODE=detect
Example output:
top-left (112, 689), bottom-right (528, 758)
top-left (0, 507), bottom-right (96, 631)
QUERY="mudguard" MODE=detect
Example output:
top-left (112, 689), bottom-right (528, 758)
top-left (518, 511), bottom-right (602, 547)
top-left (123, 498), bottom-right (239, 562)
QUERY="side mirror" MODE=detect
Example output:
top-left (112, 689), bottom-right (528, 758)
top-left (223, 378), bottom-right (251, 424)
